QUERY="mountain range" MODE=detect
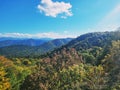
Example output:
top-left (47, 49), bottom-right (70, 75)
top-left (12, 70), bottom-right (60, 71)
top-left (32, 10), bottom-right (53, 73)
top-left (0, 38), bottom-right (52, 47)
top-left (0, 38), bottom-right (72, 57)
top-left (0, 30), bottom-right (120, 58)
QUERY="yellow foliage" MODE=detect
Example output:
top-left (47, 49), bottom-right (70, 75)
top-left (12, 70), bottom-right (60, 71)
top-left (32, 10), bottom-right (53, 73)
top-left (0, 67), bottom-right (11, 90)
top-left (0, 56), bottom-right (13, 68)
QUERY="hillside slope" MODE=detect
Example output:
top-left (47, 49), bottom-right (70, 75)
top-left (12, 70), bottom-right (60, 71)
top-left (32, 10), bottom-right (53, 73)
top-left (47, 31), bottom-right (120, 65)
top-left (0, 38), bottom-right (72, 57)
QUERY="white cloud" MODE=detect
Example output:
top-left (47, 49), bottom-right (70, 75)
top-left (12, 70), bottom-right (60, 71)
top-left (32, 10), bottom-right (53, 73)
top-left (37, 0), bottom-right (73, 18)
top-left (0, 32), bottom-right (77, 39)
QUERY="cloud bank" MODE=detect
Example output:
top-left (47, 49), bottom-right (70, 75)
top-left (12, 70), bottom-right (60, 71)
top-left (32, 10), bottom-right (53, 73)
top-left (0, 32), bottom-right (77, 39)
top-left (37, 0), bottom-right (73, 18)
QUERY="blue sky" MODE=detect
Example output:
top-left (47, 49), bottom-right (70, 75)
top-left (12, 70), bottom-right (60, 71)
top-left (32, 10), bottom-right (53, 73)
top-left (0, 0), bottom-right (120, 38)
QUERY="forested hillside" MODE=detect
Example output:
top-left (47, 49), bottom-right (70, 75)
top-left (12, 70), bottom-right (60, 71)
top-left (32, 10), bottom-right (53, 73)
top-left (49, 31), bottom-right (120, 65)
top-left (0, 31), bottom-right (120, 90)
top-left (0, 38), bottom-right (72, 57)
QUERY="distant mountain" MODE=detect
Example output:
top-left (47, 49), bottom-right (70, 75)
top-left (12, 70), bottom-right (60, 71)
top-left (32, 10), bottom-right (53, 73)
top-left (36, 38), bottom-right (72, 53)
top-left (74, 31), bottom-right (119, 48)
top-left (0, 37), bottom-right (52, 41)
top-left (0, 38), bottom-right (52, 47)
top-left (0, 38), bottom-right (72, 57)
top-left (64, 32), bottom-right (113, 50)
top-left (0, 37), bottom-right (27, 41)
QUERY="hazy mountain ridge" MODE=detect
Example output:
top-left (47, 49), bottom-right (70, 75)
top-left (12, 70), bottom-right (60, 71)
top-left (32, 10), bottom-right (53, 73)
top-left (0, 38), bottom-right (52, 47)
top-left (53, 31), bottom-right (120, 52)
top-left (0, 38), bottom-right (72, 57)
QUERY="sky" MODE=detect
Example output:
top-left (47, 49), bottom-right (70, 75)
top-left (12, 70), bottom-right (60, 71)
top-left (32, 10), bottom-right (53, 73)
top-left (0, 0), bottom-right (120, 38)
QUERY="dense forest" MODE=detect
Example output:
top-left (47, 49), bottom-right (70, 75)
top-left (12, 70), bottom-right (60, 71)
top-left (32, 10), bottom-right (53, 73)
top-left (0, 31), bottom-right (120, 90)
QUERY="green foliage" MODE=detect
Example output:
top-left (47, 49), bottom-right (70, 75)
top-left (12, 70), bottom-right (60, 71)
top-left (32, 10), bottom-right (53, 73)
top-left (82, 53), bottom-right (96, 64)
